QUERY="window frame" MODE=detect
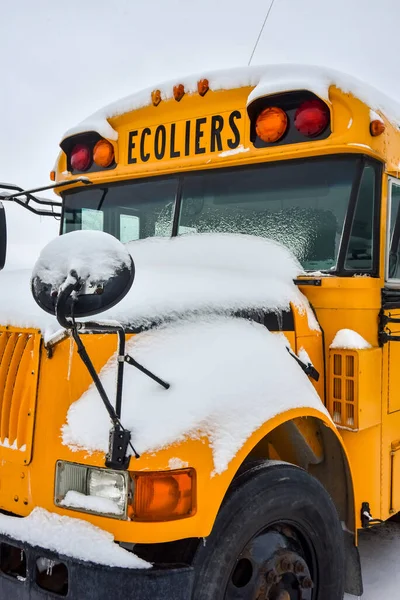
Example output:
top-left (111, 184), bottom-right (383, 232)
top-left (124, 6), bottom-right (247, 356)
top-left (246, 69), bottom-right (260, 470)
top-left (336, 156), bottom-right (382, 277)
top-left (385, 177), bottom-right (400, 286)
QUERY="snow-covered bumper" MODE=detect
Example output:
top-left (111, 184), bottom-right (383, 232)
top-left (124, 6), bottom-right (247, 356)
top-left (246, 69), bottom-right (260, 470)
top-left (0, 533), bottom-right (193, 600)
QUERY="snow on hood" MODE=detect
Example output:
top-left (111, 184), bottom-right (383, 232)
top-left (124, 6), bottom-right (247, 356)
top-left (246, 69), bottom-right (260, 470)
top-left (0, 507), bottom-right (150, 569)
top-left (61, 64), bottom-right (400, 142)
top-left (62, 315), bottom-right (329, 474)
top-left (0, 233), bottom-right (317, 341)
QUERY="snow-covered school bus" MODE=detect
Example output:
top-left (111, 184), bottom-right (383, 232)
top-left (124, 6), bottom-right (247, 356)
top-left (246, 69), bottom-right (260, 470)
top-left (0, 63), bottom-right (399, 599)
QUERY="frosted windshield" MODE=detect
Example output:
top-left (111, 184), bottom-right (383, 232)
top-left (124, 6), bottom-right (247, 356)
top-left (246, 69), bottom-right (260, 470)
top-left (63, 156), bottom-right (374, 272)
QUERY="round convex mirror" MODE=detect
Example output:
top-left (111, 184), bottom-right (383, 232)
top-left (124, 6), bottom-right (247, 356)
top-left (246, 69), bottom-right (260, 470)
top-left (31, 230), bottom-right (135, 323)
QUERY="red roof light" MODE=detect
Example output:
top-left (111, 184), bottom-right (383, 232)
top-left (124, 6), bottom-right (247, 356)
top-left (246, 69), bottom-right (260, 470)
top-left (294, 100), bottom-right (329, 137)
top-left (70, 144), bottom-right (92, 171)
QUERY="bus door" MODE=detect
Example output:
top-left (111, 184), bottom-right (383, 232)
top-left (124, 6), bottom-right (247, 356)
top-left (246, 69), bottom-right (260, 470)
top-left (380, 177), bottom-right (400, 513)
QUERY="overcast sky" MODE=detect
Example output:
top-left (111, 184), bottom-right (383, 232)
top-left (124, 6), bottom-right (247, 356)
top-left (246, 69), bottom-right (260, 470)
top-left (1, 0), bottom-right (399, 264)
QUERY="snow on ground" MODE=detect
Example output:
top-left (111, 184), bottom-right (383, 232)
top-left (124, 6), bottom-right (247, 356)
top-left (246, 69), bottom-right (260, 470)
top-left (330, 329), bottom-right (372, 350)
top-left (62, 64), bottom-right (400, 142)
top-left (0, 507), bottom-right (150, 569)
top-left (62, 315), bottom-right (328, 474)
top-left (345, 521), bottom-right (400, 599)
top-left (0, 233), bottom-right (317, 342)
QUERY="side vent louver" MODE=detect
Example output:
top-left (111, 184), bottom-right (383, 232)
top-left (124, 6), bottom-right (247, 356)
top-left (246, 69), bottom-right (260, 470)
top-left (0, 330), bottom-right (40, 465)
top-left (329, 351), bottom-right (357, 429)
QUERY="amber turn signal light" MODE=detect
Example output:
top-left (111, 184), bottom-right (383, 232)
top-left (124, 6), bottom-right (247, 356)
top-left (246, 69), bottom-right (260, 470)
top-left (370, 119), bottom-right (385, 136)
top-left (49, 171), bottom-right (55, 181)
top-left (151, 89), bottom-right (162, 107)
top-left (173, 84), bottom-right (185, 102)
top-left (131, 468), bottom-right (196, 522)
top-left (93, 140), bottom-right (115, 168)
top-left (255, 106), bottom-right (288, 143)
top-left (197, 79), bottom-right (209, 96)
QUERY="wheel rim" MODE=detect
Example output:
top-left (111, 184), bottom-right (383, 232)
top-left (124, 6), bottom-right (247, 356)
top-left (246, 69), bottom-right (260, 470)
top-left (224, 523), bottom-right (316, 600)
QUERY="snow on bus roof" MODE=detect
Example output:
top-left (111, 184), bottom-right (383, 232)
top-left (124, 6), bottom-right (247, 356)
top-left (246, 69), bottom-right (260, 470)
top-left (62, 64), bottom-right (400, 142)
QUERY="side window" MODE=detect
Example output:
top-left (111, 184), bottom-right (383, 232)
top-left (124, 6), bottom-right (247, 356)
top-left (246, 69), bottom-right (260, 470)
top-left (120, 214), bottom-right (140, 243)
top-left (388, 181), bottom-right (400, 280)
top-left (345, 164), bottom-right (376, 271)
top-left (81, 208), bottom-right (104, 231)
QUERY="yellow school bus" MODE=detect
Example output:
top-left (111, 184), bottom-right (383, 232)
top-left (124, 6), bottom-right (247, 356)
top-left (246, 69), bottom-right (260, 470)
top-left (0, 64), bottom-right (400, 599)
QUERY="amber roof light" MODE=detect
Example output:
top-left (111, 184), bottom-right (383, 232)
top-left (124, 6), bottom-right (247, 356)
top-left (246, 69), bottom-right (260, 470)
top-left (197, 79), bottom-right (209, 96)
top-left (93, 140), bottom-right (114, 168)
top-left (151, 89), bottom-right (161, 107)
top-left (255, 106), bottom-right (288, 143)
top-left (173, 84), bottom-right (185, 102)
top-left (370, 119), bottom-right (385, 136)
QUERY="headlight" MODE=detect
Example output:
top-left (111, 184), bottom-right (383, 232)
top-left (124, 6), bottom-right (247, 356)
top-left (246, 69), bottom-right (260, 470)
top-left (55, 461), bottom-right (129, 519)
top-left (88, 469), bottom-right (126, 514)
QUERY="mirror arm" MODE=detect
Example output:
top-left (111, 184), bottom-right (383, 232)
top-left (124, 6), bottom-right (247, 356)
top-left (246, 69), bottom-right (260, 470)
top-left (124, 354), bottom-right (170, 390)
top-left (70, 326), bottom-right (140, 467)
top-left (70, 327), bottom-right (122, 427)
top-left (0, 177), bottom-right (92, 218)
top-left (77, 321), bottom-right (170, 393)
top-left (10, 197), bottom-right (61, 217)
top-left (73, 322), bottom-right (126, 419)
top-left (116, 329), bottom-right (125, 419)
top-left (54, 280), bottom-right (140, 466)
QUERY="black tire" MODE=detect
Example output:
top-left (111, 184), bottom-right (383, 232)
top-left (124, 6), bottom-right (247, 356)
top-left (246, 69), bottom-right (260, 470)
top-left (192, 461), bottom-right (345, 600)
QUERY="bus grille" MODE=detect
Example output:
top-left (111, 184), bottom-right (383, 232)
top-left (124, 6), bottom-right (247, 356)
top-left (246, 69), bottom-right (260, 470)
top-left (0, 330), bottom-right (40, 465)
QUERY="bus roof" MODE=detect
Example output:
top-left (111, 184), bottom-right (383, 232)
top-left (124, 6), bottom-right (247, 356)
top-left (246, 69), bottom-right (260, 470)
top-left (62, 64), bottom-right (400, 144)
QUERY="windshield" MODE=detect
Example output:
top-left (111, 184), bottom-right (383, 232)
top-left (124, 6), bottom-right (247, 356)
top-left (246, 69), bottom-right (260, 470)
top-left (62, 155), bottom-right (380, 273)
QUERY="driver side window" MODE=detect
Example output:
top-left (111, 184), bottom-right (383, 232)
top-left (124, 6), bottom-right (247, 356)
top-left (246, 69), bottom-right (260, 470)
top-left (387, 180), bottom-right (400, 281)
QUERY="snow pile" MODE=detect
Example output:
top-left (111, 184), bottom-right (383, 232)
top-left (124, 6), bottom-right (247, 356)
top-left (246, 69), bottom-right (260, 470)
top-left (298, 347), bottom-right (312, 365)
top-left (60, 491), bottom-right (122, 516)
top-left (113, 234), bottom-right (312, 328)
top-left (0, 438), bottom-right (26, 452)
top-left (0, 233), bottom-right (316, 341)
top-left (330, 329), bottom-right (371, 350)
top-left (61, 64), bottom-right (400, 142)
top-left (62, 316), bottom-right (328, 474)
top-left (0, 507), bottom-right (150, 569)
top-left (168, 457), bottom-right (189, 469)
top-left (32, 230), bottom-right (132, 292)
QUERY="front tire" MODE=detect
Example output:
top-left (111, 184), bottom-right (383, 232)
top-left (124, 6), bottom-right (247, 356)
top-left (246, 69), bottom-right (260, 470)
top-left (192, 462), bottom-right (345, 600)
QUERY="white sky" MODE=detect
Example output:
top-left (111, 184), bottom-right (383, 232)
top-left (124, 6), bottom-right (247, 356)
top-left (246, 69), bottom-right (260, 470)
top-left (1, 0), bottom-right (399, 264)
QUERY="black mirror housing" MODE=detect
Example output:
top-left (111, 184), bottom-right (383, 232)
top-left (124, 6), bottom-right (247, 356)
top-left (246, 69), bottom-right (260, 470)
top-left (30, 230), bottom-right (135, 327)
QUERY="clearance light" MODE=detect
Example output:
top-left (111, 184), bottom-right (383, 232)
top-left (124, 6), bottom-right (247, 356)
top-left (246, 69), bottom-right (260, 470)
top-left (70, 144), bottom-right (92, 171)
top-left (370, 119), bottom-right (385, 136)
top-left (50, 171), bottom-right (55, 181)
top-left (131, 468), bottom-right (196, 522)
top-left (93, 140), bottom-right (114, 168)
top-left (255, 106), bottom-right (288, 143)
top-left (151, 89), bottom-right (162, 107)
top-left (294, 99), bottom-right (329, 137)
top-left (197, 78), bottom-right (209, 96)
top-left (173, 84), bottom-right (185, 102)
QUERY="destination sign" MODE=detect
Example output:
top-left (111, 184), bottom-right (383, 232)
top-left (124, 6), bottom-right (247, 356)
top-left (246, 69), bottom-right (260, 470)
top-left (127, 110), bottom-right (243, 165)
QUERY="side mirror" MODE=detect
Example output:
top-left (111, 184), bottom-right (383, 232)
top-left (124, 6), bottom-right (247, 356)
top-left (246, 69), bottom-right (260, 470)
top-left (31, 230), bottom-right (135, 327)
top-left (0, 202), bottom-right (7, 271)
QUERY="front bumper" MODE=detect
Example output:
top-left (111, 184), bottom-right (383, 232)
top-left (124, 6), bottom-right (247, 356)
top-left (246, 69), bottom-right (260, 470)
top-left (0, 533), bottom-right (194, 600)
